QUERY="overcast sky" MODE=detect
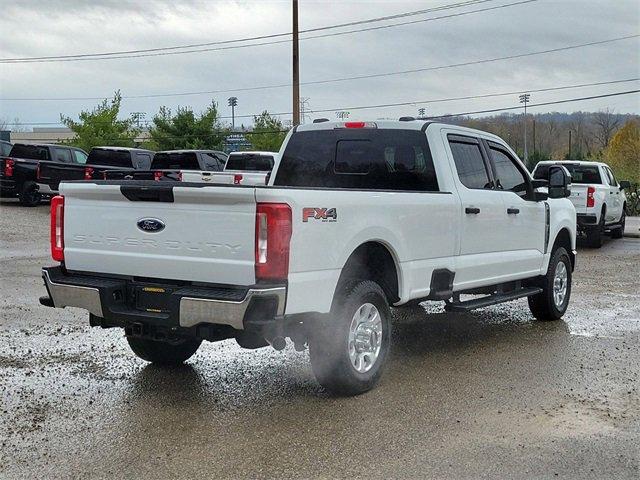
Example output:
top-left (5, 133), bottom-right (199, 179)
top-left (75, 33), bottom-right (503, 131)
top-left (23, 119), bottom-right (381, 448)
top-left (0, 0), bottom-right (638, 130)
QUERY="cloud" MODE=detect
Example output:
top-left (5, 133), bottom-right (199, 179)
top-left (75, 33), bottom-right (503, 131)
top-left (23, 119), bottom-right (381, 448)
top-left (0, 0), bottom-right (638, 129)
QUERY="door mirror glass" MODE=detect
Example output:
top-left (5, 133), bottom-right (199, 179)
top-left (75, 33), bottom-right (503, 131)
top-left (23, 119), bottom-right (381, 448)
top-left (548, 166), bottom-right (571, 199)
top-left (619, 180), bottom-right (631, 190)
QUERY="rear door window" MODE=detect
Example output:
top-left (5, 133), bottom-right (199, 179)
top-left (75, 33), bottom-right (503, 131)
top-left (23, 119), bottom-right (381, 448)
top-left (201, 152), bottom-right (225, 171)
top-left (448, 137), bottom-right (491, 189)
top-left (275, 129), bottom-right (438, 191)
top-left (53, 148), bottom-right (72, 163)
top-left (488, 145), bottom-right (528, 197)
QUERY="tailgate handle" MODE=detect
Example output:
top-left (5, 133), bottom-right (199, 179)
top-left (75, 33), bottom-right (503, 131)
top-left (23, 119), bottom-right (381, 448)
top-left (120, 185), bottom-right (174, 202)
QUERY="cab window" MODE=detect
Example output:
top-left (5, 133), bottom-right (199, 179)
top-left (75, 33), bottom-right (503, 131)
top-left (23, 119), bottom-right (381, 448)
top-left (488, 145), bottom-right (528, 197)
top-left (53, 147), bottom-right (72, 163)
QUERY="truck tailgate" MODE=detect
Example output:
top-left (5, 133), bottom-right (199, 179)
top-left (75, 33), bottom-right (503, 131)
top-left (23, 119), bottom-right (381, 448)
top-left (60, 182), bottom-right (257, 285)
top-left (568, 184), bottom-right (587, 214)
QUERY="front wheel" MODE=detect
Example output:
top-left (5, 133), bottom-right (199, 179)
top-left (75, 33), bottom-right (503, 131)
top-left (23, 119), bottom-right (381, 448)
top-left (309, 280), bottom-right (391, 395)
top-left (127, 336), bottom-right (201, 365)
top-left (528, 247), bottom-right (572, 321)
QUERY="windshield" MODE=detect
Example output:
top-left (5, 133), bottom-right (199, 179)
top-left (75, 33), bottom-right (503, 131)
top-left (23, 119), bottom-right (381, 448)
top-left (87, 149), bottom-right (133, 168)
top-left (534, 163), bottom-right (602, 184)
top-left (225, 153), bottom-right (274, 171)
top-left (152, 152), bottom-right (200, 170)
top-left (9, 144), bottom-right (50, 160)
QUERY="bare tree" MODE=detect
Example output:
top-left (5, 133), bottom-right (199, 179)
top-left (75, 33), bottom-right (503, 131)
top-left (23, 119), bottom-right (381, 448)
top-left (593, 108), bottom-right (621, 150)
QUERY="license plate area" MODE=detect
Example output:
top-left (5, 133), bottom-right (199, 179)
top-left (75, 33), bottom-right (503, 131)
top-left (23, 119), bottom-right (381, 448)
top-left (134, 286), bottom-right (173, 313)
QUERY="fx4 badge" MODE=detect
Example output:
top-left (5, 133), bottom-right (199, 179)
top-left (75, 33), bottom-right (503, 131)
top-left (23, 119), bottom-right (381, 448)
top-left (303, 207), bottom-right (337, 223)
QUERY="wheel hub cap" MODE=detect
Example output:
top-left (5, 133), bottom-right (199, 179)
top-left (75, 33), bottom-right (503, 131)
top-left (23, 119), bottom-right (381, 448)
top-left (553, 261), bottom-right (568, 308)
top-left (348, 303), bottom-right (383, 373)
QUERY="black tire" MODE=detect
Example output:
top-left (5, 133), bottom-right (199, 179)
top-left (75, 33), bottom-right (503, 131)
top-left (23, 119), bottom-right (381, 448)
top-left (586, 212), bottom-right (605, 248)
top-left (19, 181), bottom-right (42, 207)
top-left (309, 280), bottom-right (391, 396)
top-left (126, 336), bottom-right (201, 365)
top-left (528, 247), bottom-right (572, 321)
top-left (611, 211), bottom-right (625, 239)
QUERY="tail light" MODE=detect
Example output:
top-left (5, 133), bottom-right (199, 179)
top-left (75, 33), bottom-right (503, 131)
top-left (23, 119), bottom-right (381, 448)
top-left (84, 167), bottom-right (94, 180)
top-left (336, 121), bottom-right (377, 129)
top-left (255, 203), bottom-right (292, 281)
top-left (154, 171), bottom-right (163, 181)
top-left (4, 158), bottom-right (14, 177)
top-left (50, 196), bottom-right (65, 262)
top-left (587, 186), bottom-right (595, 208)
top-left (177, 171), bottom-right (183, 182)
top-left (234, 174), bottom-right (243, 185)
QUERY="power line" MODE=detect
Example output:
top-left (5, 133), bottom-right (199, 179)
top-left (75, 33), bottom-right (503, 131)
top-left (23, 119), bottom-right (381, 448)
top-left (425, 90), bottom-right (640, 119)
top-left (5, 78), bottom-right (638, 125)
top-left (0, 0), bottom-right (495, 62)
top-left (1, 0), bottom-right (539, 63)
top-left (3, 34), bottom-right (636, 102)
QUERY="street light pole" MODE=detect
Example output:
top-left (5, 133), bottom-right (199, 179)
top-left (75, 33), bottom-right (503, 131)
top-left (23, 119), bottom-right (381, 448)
top-left (228, 97), bottom-right (238, 130)
top-left (292, 0), bottom-right (300, 126)
top-left (519, 93), bottom-right (530, 162)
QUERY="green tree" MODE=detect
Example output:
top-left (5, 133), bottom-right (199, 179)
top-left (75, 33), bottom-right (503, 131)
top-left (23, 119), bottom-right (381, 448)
top-left (247, 111), bottom-right (287, 152)
top-left (605, 119), bottom-right (640, 184)
top-left (61, 91), bottom-right (139, 151)
top-left (149, 102), bottom-right (227, 150)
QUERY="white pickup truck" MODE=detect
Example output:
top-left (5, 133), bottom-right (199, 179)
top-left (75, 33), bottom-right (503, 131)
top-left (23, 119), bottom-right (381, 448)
top-left (40, 120), bottom-right (576, 395)
top-left (181, 150), bottom-right (277, 186)
top-left (532, 160), bottom-right (629, 248)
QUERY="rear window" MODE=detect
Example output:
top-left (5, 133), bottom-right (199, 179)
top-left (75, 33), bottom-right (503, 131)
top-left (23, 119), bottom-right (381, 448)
top-left (152, 152), bottom-right (200, 170)
top-left (226, 153), bottom-right (274, 171)
top-left (87, 149), bottom-right (133, 168)
top-left (274, 129), bottom-right (438, 191)
top-left (534, 163), bottom-right (602, 184)
top-left (9, 145), bottom-right (50, 161)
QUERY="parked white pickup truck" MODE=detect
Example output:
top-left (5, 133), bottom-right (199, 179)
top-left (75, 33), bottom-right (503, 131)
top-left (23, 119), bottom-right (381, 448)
top-left (40, 120), bottom-right (576, 395)
top-left (533, 160), bottom-right (629, 247)
top-left (181, 150), bottom-right (276, 185)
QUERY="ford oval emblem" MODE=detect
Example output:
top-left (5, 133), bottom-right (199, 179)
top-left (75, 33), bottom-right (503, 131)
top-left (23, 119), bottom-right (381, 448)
top-left (137, 218), bottom-right (165, 233)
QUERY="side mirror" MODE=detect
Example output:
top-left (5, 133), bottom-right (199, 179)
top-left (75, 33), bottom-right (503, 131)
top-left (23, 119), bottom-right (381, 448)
top-left (619, 180), bottom-right (631, 190)
top-left (531, 178), bottom-right (548, 201)
top-left (548, 166), bottom-right (571, 199)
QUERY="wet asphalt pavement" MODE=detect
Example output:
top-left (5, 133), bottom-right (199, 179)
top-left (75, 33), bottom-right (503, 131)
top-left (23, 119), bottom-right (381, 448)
top-left (1, 199), bottom-right (639, 479)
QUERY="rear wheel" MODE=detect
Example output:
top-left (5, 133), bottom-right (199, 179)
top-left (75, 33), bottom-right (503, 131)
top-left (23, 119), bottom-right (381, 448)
top-left (611, 211), bottom-right (625, 239)
top-left (126, 336), bottom-right (201, 365)
top-left (309, 280), bottom-right (391, 395)
top-left (19, 181), bottom-right (41, 207)
top-left (586, 212), bottom-right (604, 248)
top-left (528, 247), bottom-right (572, 321)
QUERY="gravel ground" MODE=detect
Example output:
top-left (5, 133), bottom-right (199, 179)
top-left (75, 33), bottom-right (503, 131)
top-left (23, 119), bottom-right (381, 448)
top-left (1, 199), bottom-right (639, 479)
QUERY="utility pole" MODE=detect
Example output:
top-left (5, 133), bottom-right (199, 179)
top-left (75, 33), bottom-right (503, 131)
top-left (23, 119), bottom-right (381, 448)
top-left (418, 107), bottom-right (426, 117)
top-left (228, 97), bottom-right (238, 130)
top-left (300, 97), bottom-right (311, 124)
top-left (519, 93), bottom-right (530, 162)
top-left (292, 0), bottom-right (300, 126)
top-left (568, 130), bottom-right (572, 158)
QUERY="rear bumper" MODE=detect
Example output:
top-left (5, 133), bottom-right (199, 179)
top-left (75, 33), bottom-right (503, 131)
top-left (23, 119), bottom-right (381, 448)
top-left (41, 266), bottom-right (286, 331)
top-left (0, 178), bottom-right (18, 195)
top-left (577, 213), bottom-right (598, 228)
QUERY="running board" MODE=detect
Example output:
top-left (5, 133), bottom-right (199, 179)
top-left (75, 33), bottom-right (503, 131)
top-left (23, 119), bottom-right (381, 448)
top-left (444, 287), bottom-right (543, 312)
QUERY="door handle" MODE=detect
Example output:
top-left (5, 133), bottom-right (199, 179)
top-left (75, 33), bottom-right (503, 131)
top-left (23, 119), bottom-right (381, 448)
top-left (507, 208), bottom-right (520, 215)
top-left (465, 207), bottom-right (480, 214)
